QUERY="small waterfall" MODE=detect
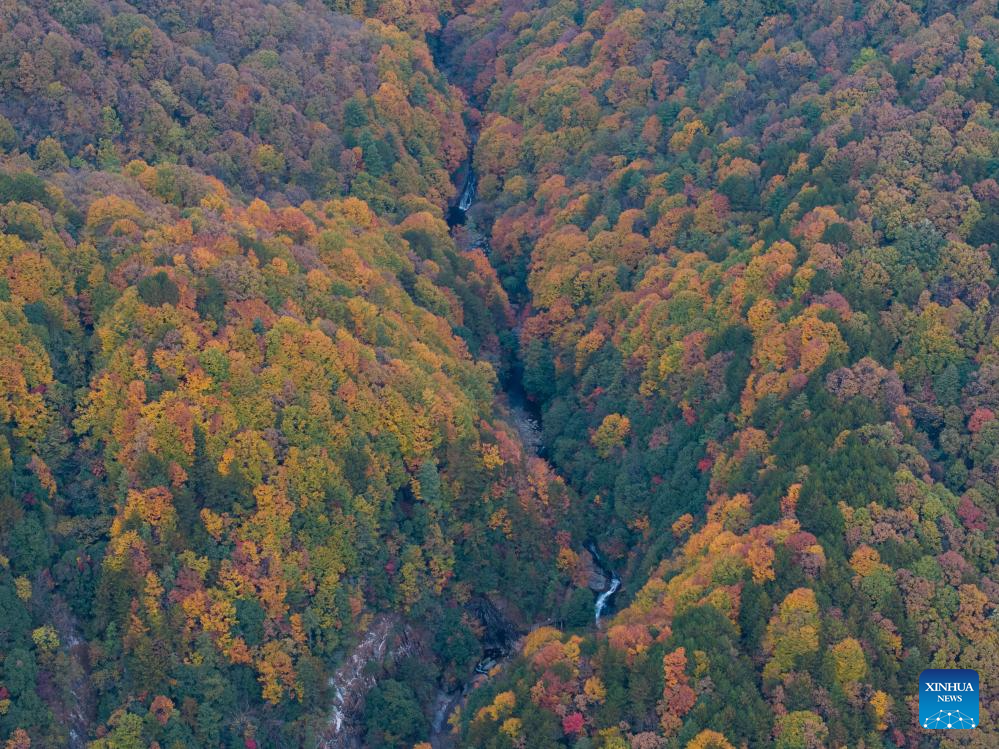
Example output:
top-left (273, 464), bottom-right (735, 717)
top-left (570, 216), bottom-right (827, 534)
top-left (448, 167), bottom-right (477, 227)
top-left (594, 575), bottom-right (620, 628)
top-left (457, 170), bottom-right (476, 211)
top-left (586, 542), bottom-right (621, 628)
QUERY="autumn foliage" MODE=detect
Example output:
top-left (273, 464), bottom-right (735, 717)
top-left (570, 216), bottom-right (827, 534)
top-left (1, 0), bottom-right (998, 748)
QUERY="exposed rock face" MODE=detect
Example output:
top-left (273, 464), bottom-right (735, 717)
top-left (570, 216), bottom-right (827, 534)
top-left (588, 566), bottom-right (610, 592)
top-left (49, 596), bottom-right (94, 749)
top-left (318, 615), bottom-right (419, 749)
top-left (581, 549), bottom-right (609, 591)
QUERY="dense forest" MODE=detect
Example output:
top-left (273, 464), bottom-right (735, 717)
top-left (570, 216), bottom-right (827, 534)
top-left (0, 1), bottom-right (996, 748)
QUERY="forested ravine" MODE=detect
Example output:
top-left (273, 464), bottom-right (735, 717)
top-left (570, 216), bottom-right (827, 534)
top-left (321, 44), bottom-right (627, 741)
top-left (4, 2), bottom-right (996, 748)
top-left (426, 134), bottom-right (625, 746)
top-left (305, 124), bottom-right (559, 745)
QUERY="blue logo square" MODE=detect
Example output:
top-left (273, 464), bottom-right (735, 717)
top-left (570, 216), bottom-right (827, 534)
top-left (919, 669), bottom-right (979, 729)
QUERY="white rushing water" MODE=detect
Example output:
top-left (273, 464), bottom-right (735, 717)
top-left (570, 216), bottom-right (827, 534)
top-left (587, 541), bottom-right (620, 628)
top-left (457, 171), bottom-right (476, 211)
top-left (594, 574), bottom-right (620, 628)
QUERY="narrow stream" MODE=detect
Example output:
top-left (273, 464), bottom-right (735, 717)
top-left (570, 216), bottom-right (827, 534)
top-left (426, 139), bottom-right (608, 747)
top-left (444, 141), bottom-right (620, 631)
top-left (322, 134), bottom-right (628, 749)
top-left (429, 599), bottom-right (517, 748)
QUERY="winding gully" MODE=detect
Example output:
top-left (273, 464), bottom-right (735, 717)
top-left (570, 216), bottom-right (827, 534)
top-left (322, 98), bottom-right (623, 749)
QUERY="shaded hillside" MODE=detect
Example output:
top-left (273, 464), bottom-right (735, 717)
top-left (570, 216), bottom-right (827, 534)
top-left (0, 1), bottom-right (467, 210)
top-left (0, 154), bottom-right (582, 746)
